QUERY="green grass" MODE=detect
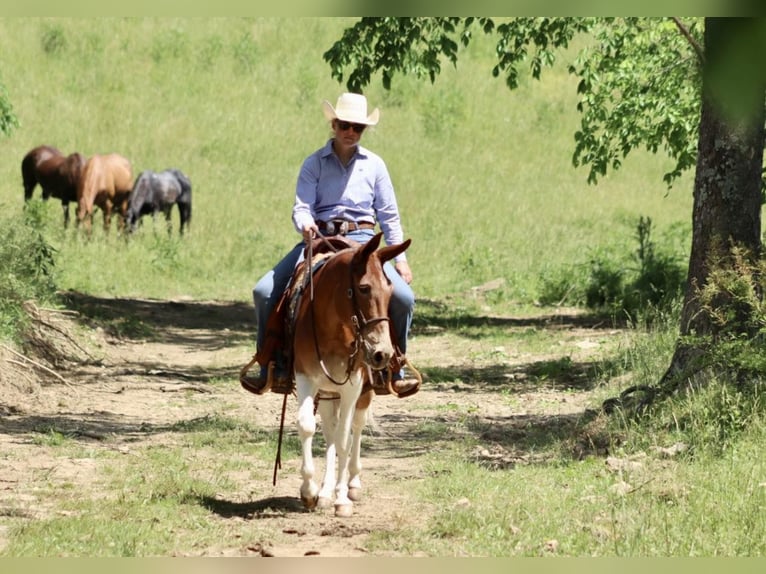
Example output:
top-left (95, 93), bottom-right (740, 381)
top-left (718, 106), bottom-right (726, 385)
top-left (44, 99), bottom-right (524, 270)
top-left (361, 301), bottom-right (766, 556)
top-left (1, 413), bottom-right (299, 557)
top-left (362, 419), bottom-right (765, 557)
top-left (0, 17), bottom-right (693, 307)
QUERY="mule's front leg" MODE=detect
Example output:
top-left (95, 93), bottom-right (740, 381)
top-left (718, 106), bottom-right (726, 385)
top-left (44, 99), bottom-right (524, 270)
top-left (347, 401), bottom-right (369, 502)
top-left (316, 398), bottom-right (338, 509)
top-left (296, 377), bottom-right (320, 510)
top-left (332, 390), bottom-right (361, 518)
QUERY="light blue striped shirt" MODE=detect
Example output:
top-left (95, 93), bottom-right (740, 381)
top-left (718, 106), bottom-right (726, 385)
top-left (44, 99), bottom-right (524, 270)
top-left (292, 139), bottom-right (407, 261)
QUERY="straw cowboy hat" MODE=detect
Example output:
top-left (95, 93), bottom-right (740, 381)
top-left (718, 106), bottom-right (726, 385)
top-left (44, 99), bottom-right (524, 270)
top-left (322, 92), bottom-right (380, 126)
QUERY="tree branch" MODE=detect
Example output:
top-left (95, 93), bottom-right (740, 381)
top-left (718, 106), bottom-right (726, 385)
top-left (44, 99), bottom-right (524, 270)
top-left (672, 17), bottom-right (705, 64)
top-left (2, 343), bottom-right (78, 389)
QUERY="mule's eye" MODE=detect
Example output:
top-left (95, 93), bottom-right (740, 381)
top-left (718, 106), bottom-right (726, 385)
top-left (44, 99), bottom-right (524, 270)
top-left (358, 284), bottom-right (372, 295)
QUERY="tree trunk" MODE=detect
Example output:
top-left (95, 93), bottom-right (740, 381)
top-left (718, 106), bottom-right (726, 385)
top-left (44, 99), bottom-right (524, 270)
top-left (660, 17), bottom-right (766, 391)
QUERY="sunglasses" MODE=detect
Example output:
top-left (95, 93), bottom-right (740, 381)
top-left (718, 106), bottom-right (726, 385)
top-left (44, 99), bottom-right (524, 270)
top-left (336, 120), bottom-right (366, 134)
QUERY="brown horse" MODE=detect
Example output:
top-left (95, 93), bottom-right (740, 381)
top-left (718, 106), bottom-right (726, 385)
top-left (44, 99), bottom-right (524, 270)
top-left (76, 153), bottom-right (133, 235)
top-left (22, 145), bottom-right (86, 227)
top-left (292, 232), bottom-right (411, 517)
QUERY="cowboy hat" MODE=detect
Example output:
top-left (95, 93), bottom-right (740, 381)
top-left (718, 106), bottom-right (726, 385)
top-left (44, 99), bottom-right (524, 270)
top-left (322, 92), bottom-right (380, 126)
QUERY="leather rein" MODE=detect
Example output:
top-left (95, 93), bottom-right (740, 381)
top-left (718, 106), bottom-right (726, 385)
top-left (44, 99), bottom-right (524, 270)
top-left (307, 234), bottom-right (390, 386)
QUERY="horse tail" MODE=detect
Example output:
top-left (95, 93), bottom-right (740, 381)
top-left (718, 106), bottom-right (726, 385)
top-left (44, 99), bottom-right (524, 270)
top-left (21, 152), bottom-right (38, 201)
top-left (173, 169), bottom-right (192, 197)
top-left (179, 196), bottom-right (192, 234)
top-left (77, 155), bottom-right (102, 222)
top-left (172, 170), bottom-right (192, 234)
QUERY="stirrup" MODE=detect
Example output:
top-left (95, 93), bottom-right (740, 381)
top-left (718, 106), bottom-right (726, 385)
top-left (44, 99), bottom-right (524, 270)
top-left (371, 357), bottom-right (422, 398)
top-left (239, 355), bottom-right (272, 395)
top-left (240, 360), bottom-right (294, 395)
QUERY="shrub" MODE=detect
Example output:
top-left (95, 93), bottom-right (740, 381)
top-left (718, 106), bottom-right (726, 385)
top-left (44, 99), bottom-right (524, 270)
top-left (0, 204), bottom-right (58, 340)
top-left (41, 23), bottom-right (67, 56)
top-left (538, 216), bottom-right (687, 320)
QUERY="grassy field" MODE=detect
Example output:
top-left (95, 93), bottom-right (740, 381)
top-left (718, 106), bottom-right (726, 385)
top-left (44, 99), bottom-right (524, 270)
top-left (0, 17), bottom-right (693, 307)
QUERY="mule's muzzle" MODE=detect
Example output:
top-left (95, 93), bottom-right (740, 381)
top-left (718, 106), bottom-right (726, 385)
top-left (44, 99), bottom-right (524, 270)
top-left (370, 350), bottom-right (390, 371)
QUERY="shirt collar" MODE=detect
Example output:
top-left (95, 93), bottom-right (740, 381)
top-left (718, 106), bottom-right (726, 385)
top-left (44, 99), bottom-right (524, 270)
top-left (320, 138), bottom-right (369, 161)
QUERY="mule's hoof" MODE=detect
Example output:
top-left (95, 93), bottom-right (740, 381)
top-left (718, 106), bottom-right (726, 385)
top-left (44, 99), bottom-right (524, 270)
top-left (334, 503), bottom-right (353, 518)
top-left (317, 496), bottom-right (333, 509)
top-left (347, 487), bottom-right (362, 502)
top-left (301, 495), bottom-right (319, 510)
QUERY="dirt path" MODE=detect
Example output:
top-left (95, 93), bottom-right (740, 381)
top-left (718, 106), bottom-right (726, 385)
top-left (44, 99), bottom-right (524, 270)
top-left (0, 293), bottom-right (621, 556)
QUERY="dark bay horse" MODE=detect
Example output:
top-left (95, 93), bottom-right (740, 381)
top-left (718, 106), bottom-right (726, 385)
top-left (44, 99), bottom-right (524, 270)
top-left (76, 153), bottom-right (133, 236)
top-left (291, 232), bottom-right (411, 517)
top-left (125, 169), bottom-right (192, 235)
top-left (21, 145), bottom-right (86, 227)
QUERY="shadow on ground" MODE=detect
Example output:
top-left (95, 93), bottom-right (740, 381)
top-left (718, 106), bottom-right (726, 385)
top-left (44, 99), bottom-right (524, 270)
top-left (199, 495), bottom-right (307, 518)
top-left (60, 290), bottom-right (256, 347)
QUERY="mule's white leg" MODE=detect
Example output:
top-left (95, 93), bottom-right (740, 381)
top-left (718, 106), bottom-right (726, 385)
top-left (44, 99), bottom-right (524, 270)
top-left (316, 397), bottom-right (338, 509)
top-left (332, 389), bottom-right (361, 518)
top-left (347, 404), bottom-right (367, 502)
top-left (295, 376), bottom-right (319, 510)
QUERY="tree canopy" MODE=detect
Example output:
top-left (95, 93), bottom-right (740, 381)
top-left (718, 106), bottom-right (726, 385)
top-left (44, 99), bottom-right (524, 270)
top-left (324, 17), bottom-right (705, 188)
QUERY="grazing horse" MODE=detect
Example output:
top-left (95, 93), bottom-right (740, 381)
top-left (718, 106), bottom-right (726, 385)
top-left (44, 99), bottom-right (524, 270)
top-left (76, 153), bottom-right (133, 236)
top-left (125, 169), bottom-right (192, 235)
top-left (21, 145), bottom-right (86, 227)
top-left (292, 232), bottom-right (411, 517)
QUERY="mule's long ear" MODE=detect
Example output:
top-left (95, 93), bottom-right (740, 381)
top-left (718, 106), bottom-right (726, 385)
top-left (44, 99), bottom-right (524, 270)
top-left (377, 238), bottom-right (411, 265)
top-left (354, 232), bottom-right (384, 266)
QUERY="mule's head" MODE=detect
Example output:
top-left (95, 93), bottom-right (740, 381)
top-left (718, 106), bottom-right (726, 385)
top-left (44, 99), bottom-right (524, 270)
top-left (350, 233), bottom-right (411, 371)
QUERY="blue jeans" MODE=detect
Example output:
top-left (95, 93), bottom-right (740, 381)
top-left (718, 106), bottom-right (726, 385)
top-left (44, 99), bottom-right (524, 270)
top-left (252, 229), bottom-right (415, 368)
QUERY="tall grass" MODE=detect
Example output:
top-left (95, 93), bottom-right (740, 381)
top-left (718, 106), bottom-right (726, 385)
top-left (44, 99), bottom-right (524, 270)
top-left (0, 18), bottom-right (693, 306)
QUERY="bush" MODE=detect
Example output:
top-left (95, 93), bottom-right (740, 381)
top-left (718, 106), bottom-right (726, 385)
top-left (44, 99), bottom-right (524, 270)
top-left (538, 216), bottom-right (687, 320)
top-left (0, 203), bottom-right (59, 340)
top-left (40, 23), bottom-right (67, 56)
top-left (599, 244), bottom-right (766, 457)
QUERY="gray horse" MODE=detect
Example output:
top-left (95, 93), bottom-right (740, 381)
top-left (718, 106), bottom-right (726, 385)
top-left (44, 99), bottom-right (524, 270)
top-left (126, 168), bottom-right (192, 235)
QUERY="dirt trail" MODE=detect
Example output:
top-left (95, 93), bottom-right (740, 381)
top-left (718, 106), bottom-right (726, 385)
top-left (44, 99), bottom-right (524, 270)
top-left (0, 293), bottom-right (619, 556)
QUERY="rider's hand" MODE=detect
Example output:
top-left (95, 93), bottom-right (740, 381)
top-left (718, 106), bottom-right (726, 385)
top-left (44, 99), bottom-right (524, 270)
top-left (395, 260), bottom-right (413, 284)
top-left (302, 223), bottom-right (319, 243)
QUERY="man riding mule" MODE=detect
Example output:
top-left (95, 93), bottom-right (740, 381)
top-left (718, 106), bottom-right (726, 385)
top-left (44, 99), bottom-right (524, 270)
top-left (245, 92), bottom-right (418, 398)
top-left (242, 233), bottom-right (420, 398)
top-left (247, 232), bottom-right (412, 517)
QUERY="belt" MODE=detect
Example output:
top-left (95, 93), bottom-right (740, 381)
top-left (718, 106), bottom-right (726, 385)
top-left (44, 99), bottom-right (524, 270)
top-left (317, 220), bottom-right (375, 236)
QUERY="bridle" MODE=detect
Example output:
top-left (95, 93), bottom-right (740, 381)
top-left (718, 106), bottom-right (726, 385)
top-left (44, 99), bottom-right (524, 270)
top-left (307, 235), bottom-right (391, 386)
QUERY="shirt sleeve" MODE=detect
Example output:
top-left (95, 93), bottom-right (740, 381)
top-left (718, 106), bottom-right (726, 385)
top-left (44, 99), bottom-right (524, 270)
top-left (373, 157), bottom-right (408, 263)
top-left (292, 153), bottom-right (319, 234)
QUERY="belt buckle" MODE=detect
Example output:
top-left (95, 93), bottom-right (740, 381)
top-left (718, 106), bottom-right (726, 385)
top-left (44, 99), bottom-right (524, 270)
top-left (324, 221), bottom-right (336, 235)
